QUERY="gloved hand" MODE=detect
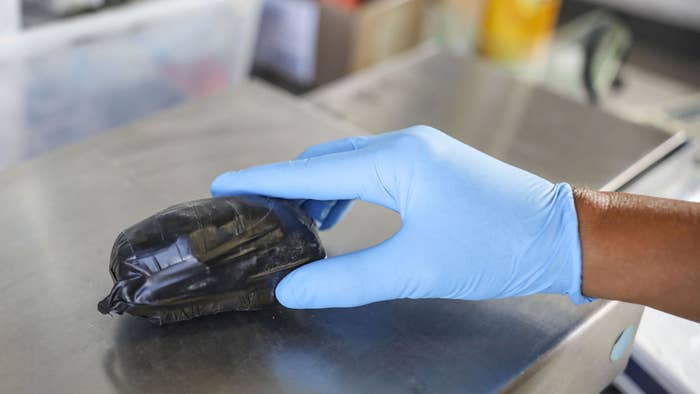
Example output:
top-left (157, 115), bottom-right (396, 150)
top-left (211, 126), bottom-right (591, 308)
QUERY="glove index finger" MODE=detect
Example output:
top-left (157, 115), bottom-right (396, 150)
top-left (296, 136), bottom-right (373, 159)
top-left (210, 149), bottom-right (392, 207)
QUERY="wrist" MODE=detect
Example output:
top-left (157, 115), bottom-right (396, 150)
top-left (572, 187), bottom-right (613, 301)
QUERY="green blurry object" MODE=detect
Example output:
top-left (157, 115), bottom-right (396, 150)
top-left (546, 10), bottom-right (633, 104)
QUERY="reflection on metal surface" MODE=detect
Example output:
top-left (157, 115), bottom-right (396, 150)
top-left (309, 44), bottom-right (683, 189)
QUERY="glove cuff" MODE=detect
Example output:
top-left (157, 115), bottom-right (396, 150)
top-left (548, 183), bottom-right (594, 305)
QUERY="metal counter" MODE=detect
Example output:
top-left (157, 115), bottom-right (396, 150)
top-left (309, 44), bottom-right (685, 191)
top-left (0, 72), bottom-right (685, 393)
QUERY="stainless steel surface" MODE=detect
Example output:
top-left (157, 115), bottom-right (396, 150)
top-left (309, 44), bottom-right (683, 190)
top-left (308, 45), bottom-right (689, 392)
top-left (0, 74), bottom-right (685, 393)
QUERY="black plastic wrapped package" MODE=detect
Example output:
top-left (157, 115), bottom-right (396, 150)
top-left (98, 196), bottom-right (325, 324)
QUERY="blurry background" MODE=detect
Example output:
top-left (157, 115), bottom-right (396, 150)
top-left (0, 0), bottom-right (698, 392)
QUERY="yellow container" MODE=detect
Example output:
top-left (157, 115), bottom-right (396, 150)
top-left (479, 0), bottom-right (561, 62)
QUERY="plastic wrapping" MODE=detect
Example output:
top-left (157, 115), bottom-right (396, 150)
top-left (98, 196), bottom-right (325, 324)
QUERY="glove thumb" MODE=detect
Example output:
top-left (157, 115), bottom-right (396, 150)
top-left (275, 236), bottom-right (409, 309)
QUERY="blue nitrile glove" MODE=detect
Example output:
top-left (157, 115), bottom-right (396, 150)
top-left (211, 126), bottom-right (591, 308)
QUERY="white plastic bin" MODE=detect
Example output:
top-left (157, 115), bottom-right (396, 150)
top-left (0, 0), bottom-right (261, 170)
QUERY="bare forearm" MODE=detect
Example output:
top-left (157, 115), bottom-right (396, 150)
top-left (574, 188), bottom-right (700, 322)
